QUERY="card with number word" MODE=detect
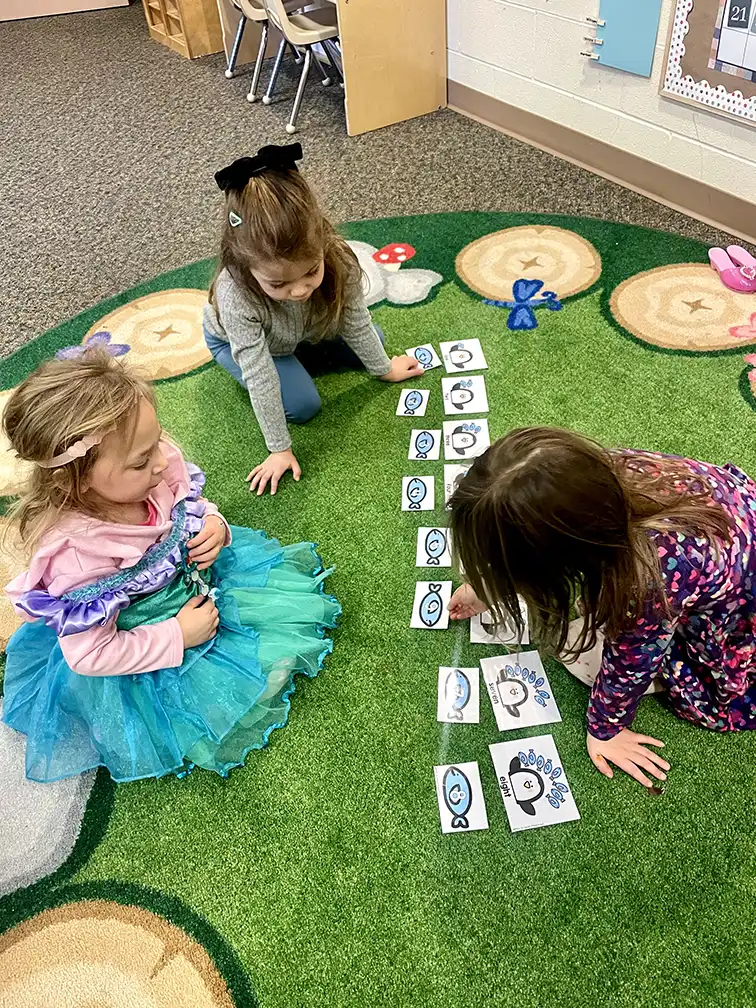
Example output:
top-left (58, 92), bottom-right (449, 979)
top-left (443, 419), bottom-right (490, 461)
top-left (396, 388), bottom-right (430, 418)
top-left (442, 375), bottom-right (489, 415)
top-left (440, 339), bottom-right (488, 373)
top-left (406, 344), bottom-right (442, 372)
top-left (489, 734), bottom-right (579, 832)
top-left (408, 429), bottom-right (441, 461)
top-left (437, 666), bottom-right (480, 724)
top-left (444, 463), bottom-right (472, 509)
top-left (411, 580), bottom-right (452, 629)
top-left (470, 598), bottom-right (529, 645)
top-left (402, 476), bottom-right (435, 511)
top-left (480, 651), bottom-right (561, 731)
top-left (416, 527), bottom-right (452, 567)
top-left (434, 761), bottom-right (489, 834)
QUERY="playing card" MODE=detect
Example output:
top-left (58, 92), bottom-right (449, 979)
top-left (411, 581), bottom-right (452, 629)
top-left (408, 429), bottom-right (441, 461)
top-left (470, 598), bottom-right (529, 645)
top-left (397, 388), bottom-right (430, 417)
top-left (489, 735), bottom-right (579, 832)
top-left (440, 339), bottom-right (488, 373)
top-left (434, 761), bottom-right (488, 834)
top-left (406, 344), bottom-right (442, 371)
top-left (437, 667), bottom-right (480, 724)
top-left (442, 375), bottom-right (489, 415)
top-left (444, 464), bottom-right (472, 509)
top-left (416, 527), bottom-right (452, 567)
top-left (480, 651), bottom-right (561, 731)
top-left (402, 476), bottom-right (435, 511)
top-left (443, 419), bottom-right (490, 461)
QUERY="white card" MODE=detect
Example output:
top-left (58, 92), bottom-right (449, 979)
top-left (443, 419), bottom-right (490, 461)
top-left (489, 735), bottom-right (579, 832)
top-left (402, 476), bottom-right (435, 511)
top-left (396, 388), bottom-right (430, 417)
top-left (411, 580), bottom-right (452, 629)
top-left (444, 463), bottom-right (472, 509)
top-left (434, 761), bottom-right (488, 834)
top-left (406, 344), bottom-right (442, 372)
top-left (480, 651), bottom-right (561, 731)
top-left (416, 527), bottom-right (452, 567)
top-left (408, 429), bottom-right (441, 461)
top-left (442, 375), bottom-right (489, 415)
top-left (440, 338), bottom-right (488, 373)
top-left (470, 598), bottom-right (529, 645)
top-left (437, 666), bottom-right (480, 724)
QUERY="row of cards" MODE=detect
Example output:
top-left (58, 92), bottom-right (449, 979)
top-left (406, 338), bottom-right (488, 375)
top-left (396, 374), bottom-right (489, 418)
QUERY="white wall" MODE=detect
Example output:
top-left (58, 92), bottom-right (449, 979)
top-left (447, 0), bottom-right (756, 203)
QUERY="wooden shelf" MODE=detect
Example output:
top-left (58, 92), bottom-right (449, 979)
top-left (141, 0), bottom-right (221, 58)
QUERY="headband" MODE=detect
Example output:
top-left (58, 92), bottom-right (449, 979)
top-left (38, 432), bottom-right (106, 469)
top-left (214, 143), bottom-right (304, 194)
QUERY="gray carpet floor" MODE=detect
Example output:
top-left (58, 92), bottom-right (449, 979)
top-left (0, 3), bottom-right (746, 358)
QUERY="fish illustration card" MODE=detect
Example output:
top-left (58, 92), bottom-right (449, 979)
top-left (397, 388), bottom-right (430, 417)
top-left (402, 476), bottom-right (435, 511)
top-left (444, 463), bottom-right (472, 509)
top-left (411, 581), bottom-right (452, 630)
top-left (470, 598), bottom-right (529, 645)
top-left (416, 527), bottom-right (452, 567)
top-left (442, 375), bottom-right (489, 416)
top-left (408, 429), bottom-right (441, 461)
top-left (437, 667), bottom-right (480, 724)
top-left (489, 735), bottom-right (579, 833)
top-left (439, 339), bottom-right (488, 373)
top-left (443, 419), bottom-right (490, 461)
top-left (434, 761), bottom-right (488, 834)
top-left (480, 651), bottom-right (561, 732)
top-left (406, 344), bottom-right (442, 372)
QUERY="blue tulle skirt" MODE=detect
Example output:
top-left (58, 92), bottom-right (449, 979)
top-left (2, 528), bottom-right (340, 783)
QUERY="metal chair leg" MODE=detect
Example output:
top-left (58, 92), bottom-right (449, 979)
top-left (262, 38), bottom-right (287, 105)
top-left (314, 46), bottom-right (332, 87)
top-left (246, 20), bottom-right (269, 102)
top-left (224, 14), bottom-right (247, 79)
top-left (322, 38), bottom-right (343, 85)
top-left (291, 43), bottom-right (304, 64)
top-left (285, 45), bottom-right (312, 134)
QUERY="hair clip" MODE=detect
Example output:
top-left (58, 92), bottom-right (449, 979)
top-left (214, 143), bottom-right (304, 193)
top-left (38, 432), bottom-right (106, 469)
top-left (229, 210), bottom-right (243, 227)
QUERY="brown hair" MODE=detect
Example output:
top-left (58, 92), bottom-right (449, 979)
top-left (3, 348), bottom-right (155, 551)
top-left (449, 427), bottom-right (734, 657)
top-left (211, 168), bottom-right (360, 341)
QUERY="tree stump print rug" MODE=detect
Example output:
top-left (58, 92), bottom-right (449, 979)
top-left (2, 212), bottom-right (756, 1008)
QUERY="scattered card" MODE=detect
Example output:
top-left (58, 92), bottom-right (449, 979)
top-left (411, 580), bottom-right (452, 629)
top-left (470, 598), bottom-right (529, 645)
top-left (402, 476), bottom-right (435, 511)
top-left (406, 344), bottom-right (442, 372)
top-left (396, 388), bottom-right (430, 417)
top-left (408, 429), bottom-right (441, 461)
top-left (489, 734), bottom-right (579, 832)
top-left (434, 761), bottom-right (488, 834)
top-left (440, 338), bottom-right (488, 373)
top-left (444, 463), bottom-right (472, 509)
top-left (442, 375), bottom-right (489, 415)
top-left (443, 419), bottom-right (490, 461)
top-left (437, 666), bottom-right (480, 724)
top-left (480, 651), bottom-right (561, 731)
top-left (416, 527), bottom-right (452, 567)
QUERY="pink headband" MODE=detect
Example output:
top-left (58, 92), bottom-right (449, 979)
top-left (38, 432), bottom-right (105, 469)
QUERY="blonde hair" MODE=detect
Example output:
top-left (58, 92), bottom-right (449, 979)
top-left (3, 348), bottom-right (155, 551)
top-left (212, 168), bottom-right (360, 341)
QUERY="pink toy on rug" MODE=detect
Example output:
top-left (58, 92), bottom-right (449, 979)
top-left (709, 245), bottom-right (756, 293)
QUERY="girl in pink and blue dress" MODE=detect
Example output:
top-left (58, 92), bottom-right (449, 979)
top-left (448, 426), bottom-right (756, 789)
top-left (2, 349), bottom-right (339, 783)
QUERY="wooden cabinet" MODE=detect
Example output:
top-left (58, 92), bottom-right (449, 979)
top-left (142, 0), bottom-right (223, 58)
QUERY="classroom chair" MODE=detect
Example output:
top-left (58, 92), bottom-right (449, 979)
top-left (223, 0), bottom-right (306, 105)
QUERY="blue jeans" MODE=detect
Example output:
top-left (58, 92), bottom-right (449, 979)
top-left (203, 325), bottom-right (384, 425)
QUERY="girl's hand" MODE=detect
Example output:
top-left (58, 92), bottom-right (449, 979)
top-left (448, 583), bottom-right (488, 621)
top-left (587, 728), bottom-right (670, 789)
top-left (177, 595), bottom-right (219, 648)
top-left (187, 515), bottom-right (227, 571)
top-left (380, 355), bottom-right (426, 383)
top-left (247, 449), bottom-right (301, 496)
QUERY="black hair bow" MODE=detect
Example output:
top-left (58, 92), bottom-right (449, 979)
top-left (214, 143), bottom-right (304, 192)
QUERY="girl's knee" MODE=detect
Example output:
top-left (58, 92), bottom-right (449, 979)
top-left (287, 389), bottom-right (322, 424)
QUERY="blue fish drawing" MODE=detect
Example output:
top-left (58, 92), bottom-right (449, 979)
top-left (413, 346), bottom-right (434, 369)
top-left (424, 528), bottom-right (447, 565)
top-left (419, 583), bottom-right (444, 627)
top-left (403, 389), bottom-right (424, 415)
top-left (406, 477), bottom-right (427, 510)
top-left (414, 430), bottom-right (435, 459)
top-left (443, 765), bottom-right (473, 828)
top-left (445, 668), bottom-right (471, 720)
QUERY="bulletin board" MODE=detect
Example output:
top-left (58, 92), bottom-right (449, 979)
top-left (660, 0), bottom-right (756, 124)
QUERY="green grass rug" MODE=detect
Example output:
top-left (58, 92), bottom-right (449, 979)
top-left (2, 212), bottom-right (756, 1008)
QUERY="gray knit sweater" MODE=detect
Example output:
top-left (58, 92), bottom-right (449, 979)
top-left (203, 269), bottom-right (392, 452)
